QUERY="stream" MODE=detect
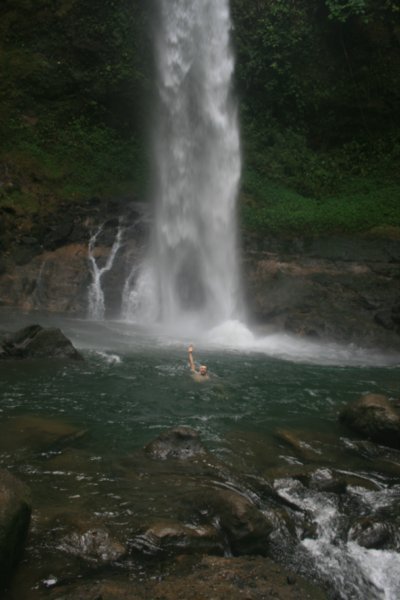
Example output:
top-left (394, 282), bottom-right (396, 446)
top-left (0, 312), bottom-right (399, 599)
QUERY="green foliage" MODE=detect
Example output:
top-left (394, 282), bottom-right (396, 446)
top-left (231, 0), bottom-right (315, 123)
top-left (0, 0), bottom-right (152, 138)
top-left (0, 0), bottom-right (399, 242)
top-left (0, 0), bottom-right (151, 216)
top-left (325, 0), bottom-right (400, 22)
top-left (231, 0), bottom-right (400, 236)
top-left (232, 0), bottom-right (400, 145)
top-left (325, 0), bottom-right (368, 21)
top-left (0, 117), bottom-right (148, 215)
top-left (241, 173), bottom-right (400, 235)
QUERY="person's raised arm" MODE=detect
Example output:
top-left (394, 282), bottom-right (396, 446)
top-left (188, 344), bottom-right (196, 372)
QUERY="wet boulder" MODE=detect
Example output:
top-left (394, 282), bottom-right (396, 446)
top-left (0, 324), bottom-right (83, 361)
top-left (130, 520), bottom-right (224, 557)
top-left (58, 528), bottom-right (126, 565)
top-left (339, 394), bottom-right (400, 449)
top-left (193, 487), bottom-right (273, 556)
top-left (0, 469), bottom-right (32, 589)
top-left (144, 427), bottom-right (207, 460)
top-left (274, 428), bottom-right (323, 462)
top-left (348, 517), bottom-right (398, 551)
top-left (41, 510), bottom-right (127, 569)
top-left (308, 468), bottom-right (348, 495)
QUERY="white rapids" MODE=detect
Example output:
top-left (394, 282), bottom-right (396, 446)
top-left (274, 477), bottom-right (400, 600)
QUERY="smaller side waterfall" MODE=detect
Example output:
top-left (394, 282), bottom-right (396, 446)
top-left (88, 225), bottom-right (123, 320)
top-left (33, 260), bottom-right (48, 308)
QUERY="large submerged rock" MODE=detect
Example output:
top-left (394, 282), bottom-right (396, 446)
top-left (0, 415), bottom-right (87, 455)
top-left (348, 516), bottom-right (398, 551)
top-left (130, 520), bottom-right (224, 557)
top-left (0, 469), bottom-right (32, 589)
top-left (0, 324), bottom-right (83, 360)
top-left (339, 393), bottom-right (400, 449)
top-left (58, 528), bottom-right (126, 565)
top-left (144, 426), bottom-right (207, 460)
top-left (194, 486), bottom-right (274, 556)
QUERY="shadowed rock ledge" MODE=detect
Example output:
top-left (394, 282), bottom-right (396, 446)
top-left (0, 469), bottom-right (32, 590)
top-left (45, 555), bottom-right (327, 600)
top-left (0, 324), bottom-right (83, 361)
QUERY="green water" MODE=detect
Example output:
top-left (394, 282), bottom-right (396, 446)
top-left (0, 313), bottom-right (399, 599)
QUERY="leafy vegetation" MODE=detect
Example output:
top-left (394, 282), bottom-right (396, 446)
top-left (0, 0), bottom-right (399, 237)
top-left (0, 0), bottom-right (151, 218)
top-left (231, 0), bottom-right (400, 235)
top-left (242, 173), bottom-right (400, 235)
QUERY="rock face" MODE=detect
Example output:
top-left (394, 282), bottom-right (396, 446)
top-left (339, 394), bottom-right (400, 449)
top-left (0, 324), bottom-right (83, 360)
top-left (144, 426), bottom-right (207, 460)
top-left (0, 469), bottom-right (32, 589)
top-left (243, 234), bottom-right (400, 351)
top-left (0, 198), bottom-right (148, 317)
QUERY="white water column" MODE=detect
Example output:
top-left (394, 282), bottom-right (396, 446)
top-left (123, 0), bottom-right (241, 330)
top-left (88, 225), bottom-right (123, 320)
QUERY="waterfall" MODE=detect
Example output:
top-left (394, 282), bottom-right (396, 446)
top-left (123, 0), bottom-right (241, 330)
top-left (88, 225), bottom-right (123, 320)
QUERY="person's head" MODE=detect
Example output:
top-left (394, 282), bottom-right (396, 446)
top-left (199, 365), bottom-right (208, 376)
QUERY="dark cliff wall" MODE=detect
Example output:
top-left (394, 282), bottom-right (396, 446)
top-left (0, 203), bottom-right (399, 352)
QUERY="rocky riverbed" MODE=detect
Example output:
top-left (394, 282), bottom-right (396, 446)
top-left (0, 316), bottom-right (399, 598)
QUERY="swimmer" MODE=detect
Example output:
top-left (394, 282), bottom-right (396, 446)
top-left (188, 344), bottom-right (210, 382)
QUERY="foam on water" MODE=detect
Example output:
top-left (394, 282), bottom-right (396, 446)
top-left (275, 478), bottom-right (400, 600)
top-left (95, 351), bottom-right (122, 365)
top-left (346, 543), bottom-right (400, 600)
top-left (63, 316), bottom-right (399, 368)
top-left (200, 319), bottom-right (399, 367)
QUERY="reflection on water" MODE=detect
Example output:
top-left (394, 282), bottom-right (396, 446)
top-left (0, 312), bottom-right (399, 599)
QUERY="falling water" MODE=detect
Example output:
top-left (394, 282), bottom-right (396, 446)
top-left (274, 477), bottom-right (400, 600)
top-left (123, 0), bottom-right (241, 330)
top-left (88, 225), bottom-right (123, 320)
top-left (33, 260), bottom-right (47, 308)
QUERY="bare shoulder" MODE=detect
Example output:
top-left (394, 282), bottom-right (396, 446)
top-left (191, 372), bottom-right (210, 383)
